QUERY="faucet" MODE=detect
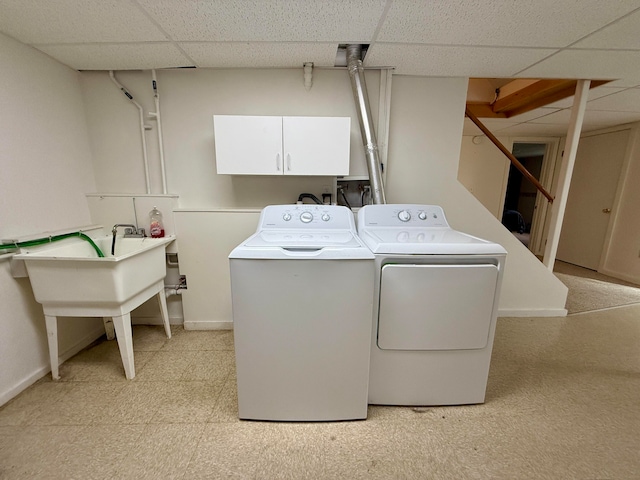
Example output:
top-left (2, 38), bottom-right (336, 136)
top-left (111, 224), bottom-right (145, 256)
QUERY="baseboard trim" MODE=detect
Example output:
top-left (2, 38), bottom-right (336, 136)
top-left (183, 320), bottom-right (233, 331)
top-left (598, 268), bottom-right (640, 286)
top-left (0, 325), bottom-right (104, 407)
top-left (132, 315), bottom-right (183, 325)
top-left (498, 308), bottom-right (568, 318)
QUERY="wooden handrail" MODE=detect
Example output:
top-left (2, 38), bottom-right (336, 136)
top-left (465, 107), bottom-right (554, 203)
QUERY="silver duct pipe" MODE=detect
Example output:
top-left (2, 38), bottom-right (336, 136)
top-left (346, 44), bottom-right (386, 204)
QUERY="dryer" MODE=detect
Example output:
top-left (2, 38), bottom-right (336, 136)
top-left (229, 204), bottom-right (374, 421)
top-left (357, 204), bottom-right (506, 406)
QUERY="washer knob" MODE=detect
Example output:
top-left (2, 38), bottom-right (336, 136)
top-left (398, 210), bottom-right (411, 222)
top-left (321, 213), bottom-right (330, 222)
top-left (283, 213), bottom-right (292, 221)
top-left (300, 212), bottom-right (313, 223)
top-left (418, 211), bottom-right (427, 220)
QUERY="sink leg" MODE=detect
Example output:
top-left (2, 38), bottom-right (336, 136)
top-left (44, 315), bottom-right (60, 380)
top-left (103, 317), bottom-right (116, 340)
top-left (112, 313), bottom-right (135, 380)
top-left (157, 291), bottom-right (171, 339)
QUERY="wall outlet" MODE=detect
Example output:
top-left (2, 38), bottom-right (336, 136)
top-left (322, 185), bottom-right (331, 194)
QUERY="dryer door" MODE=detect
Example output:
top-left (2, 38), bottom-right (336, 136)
top-left (378, 263), bottom-right (499, 350)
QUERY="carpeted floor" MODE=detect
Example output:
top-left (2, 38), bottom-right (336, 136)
top-left (554, 261), bottom-right (640, 314)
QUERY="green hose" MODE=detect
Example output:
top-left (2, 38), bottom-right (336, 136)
top-left (0, 232), bottom-right (105, 257)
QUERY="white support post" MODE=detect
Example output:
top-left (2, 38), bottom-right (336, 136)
top-left (543, 80), bottom-right (591, 270)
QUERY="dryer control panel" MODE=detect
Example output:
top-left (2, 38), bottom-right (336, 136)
top-left (359, 204), bottom-right (449, 228)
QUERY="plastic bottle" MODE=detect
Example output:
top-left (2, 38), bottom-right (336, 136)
top-left (149, 206), bottom-right (165, 238)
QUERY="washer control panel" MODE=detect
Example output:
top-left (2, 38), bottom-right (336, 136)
top-left (360, 204), bottom-right (449, 228)
top-left (259, 204), bottom-right (354, 230)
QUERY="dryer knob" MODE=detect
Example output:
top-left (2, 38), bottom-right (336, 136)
top-left (300, 212), bottom-right (313, 223)
top-left (283, 213), bottom-right (292, 221)
top-left (418, 211), bottom-right (427, 220)
top-left (321, 214), bottom-right (330, 222)
top-left (398, 210), bottom-right (411, 222)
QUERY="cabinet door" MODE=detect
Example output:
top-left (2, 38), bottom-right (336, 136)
top-left (282, 117), bottom-right (350, 176)
top-left (214, 115), bottom-right (283, 175)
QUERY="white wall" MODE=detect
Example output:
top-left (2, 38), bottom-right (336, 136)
top-left (386, 76), bottom-right (567, 316)
top-left (0, 33), bottom-right (102, 405)
top-left (80, 69), bottom-right (568, 328)
top-left (458, 136), bottom-right (512, 218)
top-left (80, 68), bottom-right (380, 203)
top-left (460, 120), bottom-right (640, 285)
top-left (600, 124), bottom-right (640, 283)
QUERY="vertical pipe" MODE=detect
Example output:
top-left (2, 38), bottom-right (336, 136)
top-left (346, 45), bottom-right (386, 204)
top-left (151, 70), bottom-right (168, 194)
top-left (543, 79), bottom-right (591, 269)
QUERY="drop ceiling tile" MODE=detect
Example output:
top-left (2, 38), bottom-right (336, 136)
top-left (364, 44), bottom-right (557, 77)
top-left (137, 0), bottom-right (387, 42)
top-left (0, 0), bottom-right (167, 44)
top-left (35, 43), bottom-right (193, 70)
top-left (180, 42), bottom-right (338, 68)
top-left (572, 9), bottom-right (640, 49)
top-left (605, 78), bottom-right (640, 88)
top-left (507, 107), bottom-right (561, 122)
top-left (493, 123), bottom-right (571, 136)
top-left (586, 87), bottom-right (640, 112)
top-left (529, 108), bottom-right (640, 126)
top-left (517, 49), bottom-right (640, 79)
top-left (377, 0), bottom-right (640, 48)
top-left (546, 85), bottom-right (627, 108)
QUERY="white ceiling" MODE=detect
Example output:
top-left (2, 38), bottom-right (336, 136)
top-left (2, 0), bottom-right (640, 136)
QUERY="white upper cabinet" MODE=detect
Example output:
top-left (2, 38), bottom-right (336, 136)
top-left (214, 115), bottom-right (350, 176)
top-left (214, 115), bottom-right (283, 175)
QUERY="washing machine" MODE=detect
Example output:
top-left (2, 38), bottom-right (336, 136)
top-left (357, 204), bottom-right (506, 406)
top-left (229, 204), bottom-right (374, 421)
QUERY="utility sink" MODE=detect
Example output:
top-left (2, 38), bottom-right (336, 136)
top-left (15, 235), bottom-right (175, 380)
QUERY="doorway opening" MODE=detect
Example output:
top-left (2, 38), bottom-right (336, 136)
top-left (501, 142), bottom-right (548, 251)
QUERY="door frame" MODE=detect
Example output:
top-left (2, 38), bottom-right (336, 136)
top-left (506, 137), bottom-right (561, 256)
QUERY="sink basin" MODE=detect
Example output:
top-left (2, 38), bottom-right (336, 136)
top-left (16, 235), bottom-right (174, 314)
top-left (15, 234), bottom-right (175, 380)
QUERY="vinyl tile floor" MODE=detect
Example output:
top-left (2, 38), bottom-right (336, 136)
top-left (1, 305), bottom-right (640, 480)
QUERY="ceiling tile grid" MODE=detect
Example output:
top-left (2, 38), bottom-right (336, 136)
top-left (2, 0), bottom-right (640, 134)
top-left (364, 43), bottom-right (557, 77)
top-left (0, 0), bottom-right (167, 43)
top-left (517, 49), bottom-right (640, 80)
top-left (135, 0), bottom-right (387, 42)
top-left (376, 0), bottom-right (640, 48)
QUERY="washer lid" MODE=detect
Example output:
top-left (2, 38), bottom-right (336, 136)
top-left (357, 204), bottom-right (507, 255)
top-left (359, 227), bottom-right (505, 255)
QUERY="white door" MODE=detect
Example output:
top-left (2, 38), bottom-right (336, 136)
top-left (283, 116), bottom-right (350, 175)
top-left (557, 129), bottom-right (629, 270)
top-left (377, 263), bottom-right (499, 351)
top-left (214, 115), bottom-right (283, 174)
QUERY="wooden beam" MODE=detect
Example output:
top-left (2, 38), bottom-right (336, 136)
top-left (465, 107), bottom-right (555, 204)
top-left (466, 79), bottom-right (610, 118)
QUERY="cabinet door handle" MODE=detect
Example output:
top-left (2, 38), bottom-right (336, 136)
top-left (276, 153), bottom-right (281, 171)
top-left (286, 153), bottom-right (291, 171)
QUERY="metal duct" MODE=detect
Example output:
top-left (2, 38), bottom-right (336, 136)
top-left (346, 44), bottom-right (386, 204)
